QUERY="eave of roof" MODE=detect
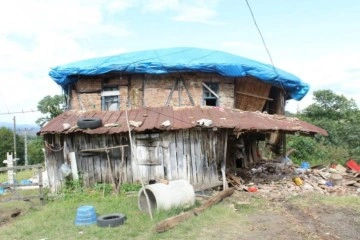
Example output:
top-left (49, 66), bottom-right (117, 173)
top-left (39, 106), bottom-right (328, 136)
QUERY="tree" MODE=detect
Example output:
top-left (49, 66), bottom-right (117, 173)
top-left (27, 136), bottom-right (45, 165)
top-left (295, 89), bottom-right (360, 162)
top-left (0, 127), bottom-right (25, 167)
top-left (303, 89), bottom-right (358, 120)
top-left (36, 95), bottom-right (65, 127)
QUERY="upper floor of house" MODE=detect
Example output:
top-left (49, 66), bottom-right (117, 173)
top-left (49, 47), bottom-right (309, 115)
top-left (68, 72), bottom-right (285, 115)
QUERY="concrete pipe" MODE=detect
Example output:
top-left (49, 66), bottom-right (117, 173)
top-left (138, 179), bottom-right (195, 213)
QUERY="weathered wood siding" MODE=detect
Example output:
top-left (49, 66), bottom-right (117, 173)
top-left (44, 129), bottom-right (225, 193)
top-left (235, 76), bottom-right (272, 111)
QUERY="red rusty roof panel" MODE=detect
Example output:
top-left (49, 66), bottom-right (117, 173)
top-left (39, 106), bottom-right (328, 136)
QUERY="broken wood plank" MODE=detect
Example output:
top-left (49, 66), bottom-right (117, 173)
top-left (155, 188), bottom-right (234, 233)
top-left (236, 91), bottom-right (273, 101)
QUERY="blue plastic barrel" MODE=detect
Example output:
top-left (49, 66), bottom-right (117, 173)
top-left (75, 205), bottom-right (97, 226)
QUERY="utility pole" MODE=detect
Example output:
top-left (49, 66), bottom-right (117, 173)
top-left (13, 116), bottom-right (17, 166)
top-left (24, 128), bottom-right (28, 166)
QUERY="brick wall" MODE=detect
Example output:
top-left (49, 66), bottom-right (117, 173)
top-left (70, 73), bottom-right (238, 110)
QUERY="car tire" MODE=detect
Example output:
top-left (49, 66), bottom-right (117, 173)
top-left (97, 213), bottom-right (126, 228)
top-left (77, 118), bottom-right (102, 129)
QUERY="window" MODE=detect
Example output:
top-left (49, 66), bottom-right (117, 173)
top-left (101, 86), bottom-right (119, 110)
top-left (203, 83), bottom-right (219, 106)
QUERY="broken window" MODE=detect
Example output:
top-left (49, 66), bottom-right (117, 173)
top-left (203, 83), bottom-right (219, 106)
top-left (101, 86), bottom-right (119, 111)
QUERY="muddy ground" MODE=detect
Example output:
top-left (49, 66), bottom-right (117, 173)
top-left (197, 191), bottom-right (360, 240)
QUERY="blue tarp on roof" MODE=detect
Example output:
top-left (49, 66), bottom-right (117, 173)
top-left (49, 47), bottom-right (309, 100)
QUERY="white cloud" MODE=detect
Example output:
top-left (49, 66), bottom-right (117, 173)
top-left (141, 0), bottom-right (219, 24)
top-left (142, 0), bottom-right (179, 12)
top-left (283, 50), bottom-right (360, 113)
top-left (0, 0), bottom-right (133, 124)
top-left (172, 6), bottom-right (218, 24)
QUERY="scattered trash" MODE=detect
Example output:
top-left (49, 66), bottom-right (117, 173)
top-left (333, 163), bottom-right (347, 173)
top-left (330, 173), bottom-right (342, 186)
top-left (196, 119), bottom-right (213, 127)
top-left (20, 179), bottom-right (32, 185)
top-left (129, 120), bottom-right (143, 128)
top-left (97, 213), bottom-right (126, 228)
top-left (63, 123), bottom-right (71, 130)
top-left (247, 186), bottom-right (258, 192)
top-left (325, 181), bottom-right (334, 187)
top-left (226, 157), bottom-right (360, 196)
top-left (346, 159), bottom-right (360, 172)
top-left (104, 123), bottom-right (119, 127)
top-left (161, 120), bottom-right (171, 127)
top-left (59, 162), bottom-right (71, 177)
top-left (293, 177), bottom-right (303, 186)
top-left (300, 161), bottom-right (310, 169)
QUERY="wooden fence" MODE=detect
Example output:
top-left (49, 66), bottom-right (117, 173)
top-left (0, 164), bottom-right (44, 204)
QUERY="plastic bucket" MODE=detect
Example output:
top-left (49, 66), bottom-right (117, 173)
top-left (330, 173), bottom-right (342, 186)
top-left (60, 163), bottom-right (71, 177)
top-left (75, 205), bottom-right (97, 226)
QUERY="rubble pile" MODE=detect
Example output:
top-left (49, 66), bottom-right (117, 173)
top-left (227, 159), bottom-right (360, 197)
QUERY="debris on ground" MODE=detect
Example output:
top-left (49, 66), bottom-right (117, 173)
top-left (227, 159), bottom-right (360, 197)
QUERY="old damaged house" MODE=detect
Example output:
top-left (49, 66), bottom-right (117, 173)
top-left (40, 47), bottom-right (327, 193)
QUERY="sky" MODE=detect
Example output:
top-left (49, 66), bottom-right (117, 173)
top-left (1, 0), bottom-right (360, 125)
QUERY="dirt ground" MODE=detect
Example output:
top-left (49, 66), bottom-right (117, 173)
top-left (197, 191), bottom-right (360, 240)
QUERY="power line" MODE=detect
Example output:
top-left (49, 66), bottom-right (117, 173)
top-left (244, 0), bottom-right (279, 76)
top-left (0, 109), bottom-right (39, 115)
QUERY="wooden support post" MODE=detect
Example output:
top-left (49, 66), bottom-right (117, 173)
top-left (221, 130), bottom-right (228, 190)
top-left (180, 77), bottom-right (195, 106)
top-left (38, 166), bottom-right (44, 205)
top-left (282, 134), bottom-right (287, 158)
top-left (105, 150), bottom-right (116, 192)
top-left (117, 146), bottom-right (126, 195)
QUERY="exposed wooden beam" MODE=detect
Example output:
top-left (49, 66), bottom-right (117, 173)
top-left (155, 188), bottom-right (235, 233)
top-left (236, 91), bottom-right (273, 101)
top-left (180, 77), bottom-right (195, 106)
top-left (165, 79), bottom-right (178, 106)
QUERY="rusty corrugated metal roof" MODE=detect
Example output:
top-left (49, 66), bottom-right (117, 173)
top-left (39, 106), bottom-right (328, 136)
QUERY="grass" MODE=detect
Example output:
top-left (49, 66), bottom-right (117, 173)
top-left (0, 169), bottom-right (35, 183)
top-left (2, 184), bottom-right (358, 240)
top-left (0, 185), bottom-right (247, 240)
top-left (291, 193), bottom-right (360, 209)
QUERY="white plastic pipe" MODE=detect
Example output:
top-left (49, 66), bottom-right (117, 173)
top-left (69, 152), bottom-right (79, 180)
top-left (138, 180), bottom-right (195, 213)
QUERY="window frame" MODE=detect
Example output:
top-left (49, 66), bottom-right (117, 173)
top-left (101, 86), bottom-right (120, 111)
top-left (202, 82), bottom-right (219, 106)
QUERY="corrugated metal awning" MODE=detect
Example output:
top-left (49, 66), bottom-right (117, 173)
top-left (39, 106), bottom-right (327, 136)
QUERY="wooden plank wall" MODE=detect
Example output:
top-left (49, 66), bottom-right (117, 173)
top-left (235, 76), bottom-right (271, 111)
top-left (44, 129), bottom-right (225, 192)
